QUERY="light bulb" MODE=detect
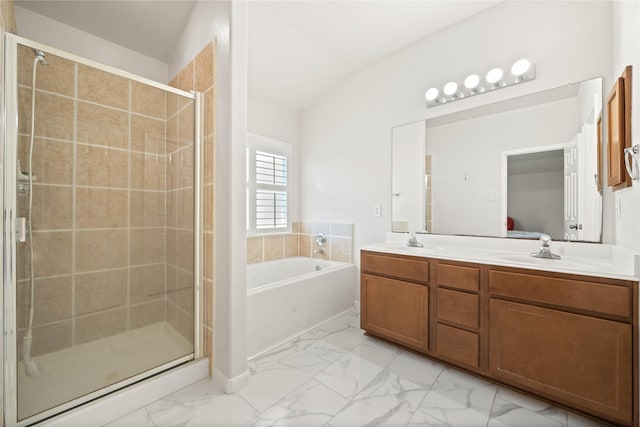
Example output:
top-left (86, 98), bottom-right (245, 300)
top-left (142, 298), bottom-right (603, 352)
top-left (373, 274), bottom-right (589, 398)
top-left (464, 74), bottom-right (480, 89)
top-left (486, 68), bottom-right (504, 84)
top-left (425, 88), bottom-right (439, 101)
top-left (511, 59), bottom-right (530, 76)
top-left (443, 82), bottom-right (458, 96)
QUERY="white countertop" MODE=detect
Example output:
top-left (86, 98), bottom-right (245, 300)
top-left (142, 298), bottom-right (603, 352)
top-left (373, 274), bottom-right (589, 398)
top-left (361, 233), bottom-right (640, 281)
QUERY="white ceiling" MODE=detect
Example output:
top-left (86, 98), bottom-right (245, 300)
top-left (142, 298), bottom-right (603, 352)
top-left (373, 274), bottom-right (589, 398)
top-left (248, 1), bottom-right (499, 112)
top-left (14, 0), bottom-right (197, 63)
top-left (15, 0), bottom-right (500, 112)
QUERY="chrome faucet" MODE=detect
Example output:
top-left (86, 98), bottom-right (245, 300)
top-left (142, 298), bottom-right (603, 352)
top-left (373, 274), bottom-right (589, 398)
top-left (530, 234), bottom-right (560, 259)
top-left (407, 232), bottom-right (424, 248)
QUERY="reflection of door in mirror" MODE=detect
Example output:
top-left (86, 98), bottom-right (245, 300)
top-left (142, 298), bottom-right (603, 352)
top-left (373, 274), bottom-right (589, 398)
top-left (392, 122), bottom-right (426, 233)
top-left (564, 143), bottom-right (579, 240)
top-left (506, 148), bottom-right (564, 240)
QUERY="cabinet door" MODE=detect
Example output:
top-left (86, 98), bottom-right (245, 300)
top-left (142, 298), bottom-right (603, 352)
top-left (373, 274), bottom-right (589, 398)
top-left (361, 274), bottom-right (429, 352)
top-left (490, 299), bottom-right (632, 425)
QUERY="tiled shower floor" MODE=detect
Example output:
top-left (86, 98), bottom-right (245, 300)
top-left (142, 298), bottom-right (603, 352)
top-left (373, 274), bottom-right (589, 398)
top-left (105, 310), bottom-right (607, 427)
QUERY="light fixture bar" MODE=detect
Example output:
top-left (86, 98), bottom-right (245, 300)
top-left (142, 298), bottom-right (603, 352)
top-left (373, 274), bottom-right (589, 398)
top-left (425, 59), bottom-right (536, 108)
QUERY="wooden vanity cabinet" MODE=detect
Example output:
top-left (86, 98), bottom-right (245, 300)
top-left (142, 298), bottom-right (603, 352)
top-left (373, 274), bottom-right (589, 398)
top-left (489, 268), bottom-right (635, 425)
top-left (360, 250), bottom-right (638, 426)
top-left (361, 252), bottom-right (430, 353)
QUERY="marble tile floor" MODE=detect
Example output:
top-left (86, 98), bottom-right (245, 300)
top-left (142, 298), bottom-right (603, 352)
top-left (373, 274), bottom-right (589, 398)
top-left (105, 310), bottom-right (608, 427)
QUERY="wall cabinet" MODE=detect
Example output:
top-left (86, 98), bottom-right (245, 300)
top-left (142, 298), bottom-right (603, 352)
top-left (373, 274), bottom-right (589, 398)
top-left (360, 250), bottom-right (637, 426)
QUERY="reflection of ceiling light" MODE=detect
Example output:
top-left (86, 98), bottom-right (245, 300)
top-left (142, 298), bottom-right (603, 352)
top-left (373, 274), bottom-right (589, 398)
top-left (511, 59), bottom-right (530, 76)
top-left (486, 68), bottom-right (504, 84)
top-left (464, 74), bottom-right (480, 89)
top-left (425, 88), bottom-right (439, 101)
top-left (443, 82), bottom-right (458, 96)
top-left (424, 60), bottom-right (536, 108)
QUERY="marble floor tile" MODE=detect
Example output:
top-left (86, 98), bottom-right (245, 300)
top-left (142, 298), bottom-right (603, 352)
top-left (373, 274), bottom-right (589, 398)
top-left (304, 338), bottom-right (349, 363)
top-left (314, 350), bottom-right (388, 399)
top-left (248, 340), bottom-right (308, 373)
top-left (407, 408), bottom-right (451, 427)
top-left (238, 362), bottom-right (312, 412)
top-left (349, 338), bottom-right (401, 367)
top-left (494, 387), bottom-right (567, 425)
top-left (146, 378), bottom-right (256, 427)
top-left (278, 348), bottom-right (332, 376)
top-left (386, 350), bottom-right (445, 388)
top-left (104, 408), bottom-right (155, 427)
top-left (567, 411), bottom-right (610, 427)
top-left (327, 368), bottom-right (427, 427)
top-left (488, 395), bottom-right (566, 427)
top-left (418, 368), bottom-right (498, 427)
top-left (248, 379), bottom-right (349, 427)
top-left (100, 309), bottom-right (615, 427)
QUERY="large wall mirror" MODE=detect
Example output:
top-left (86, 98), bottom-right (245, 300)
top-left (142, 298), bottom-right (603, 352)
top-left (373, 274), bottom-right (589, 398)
top-left (391, 77), bottom-right (603, 242)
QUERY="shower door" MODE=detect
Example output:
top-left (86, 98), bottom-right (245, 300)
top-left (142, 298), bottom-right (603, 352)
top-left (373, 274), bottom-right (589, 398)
top-left (3, 34), bottom-right (202, 426)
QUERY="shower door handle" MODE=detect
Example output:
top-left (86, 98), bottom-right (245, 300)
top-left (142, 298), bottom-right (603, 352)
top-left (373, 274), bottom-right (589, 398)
top-left (16, 217), bottom-right (26, 243)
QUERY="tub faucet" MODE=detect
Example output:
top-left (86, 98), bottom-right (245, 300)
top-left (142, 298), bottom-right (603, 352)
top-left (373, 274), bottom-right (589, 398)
top-left (407, 232), bottom-right (424, 248)
top-left (530, 234), bottom-right (561, 259)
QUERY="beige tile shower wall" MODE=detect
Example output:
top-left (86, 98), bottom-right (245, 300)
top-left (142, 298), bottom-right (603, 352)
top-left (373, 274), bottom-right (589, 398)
top-left (247, 222), bottom-right (353, 264)
top-left (168, 41), bottom-right (216, 364)
top-left (15, 45), bottom-right (169, 357)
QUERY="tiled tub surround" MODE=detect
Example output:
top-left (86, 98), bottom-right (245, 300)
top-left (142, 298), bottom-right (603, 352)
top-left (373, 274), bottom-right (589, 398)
top-left (247, 222), bottom-right (353, 264)
top-left (15, 44), bottom-right (195, 358)
top-left (105, 309), bottom-right (606, 427)
top-left (168, 40), bottom-right (216, 363)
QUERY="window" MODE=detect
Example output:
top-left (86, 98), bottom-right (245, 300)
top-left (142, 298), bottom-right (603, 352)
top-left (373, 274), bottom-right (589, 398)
top-left (247, 134), bottom-right (292, 235)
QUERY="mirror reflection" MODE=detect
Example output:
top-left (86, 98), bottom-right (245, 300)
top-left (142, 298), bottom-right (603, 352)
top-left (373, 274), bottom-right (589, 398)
top-left (391, 77), bottom-right (603, 242)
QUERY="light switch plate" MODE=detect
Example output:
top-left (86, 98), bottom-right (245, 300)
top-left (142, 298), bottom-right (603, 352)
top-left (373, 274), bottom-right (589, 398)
top-left (373, 204), bottom-right (382, 217)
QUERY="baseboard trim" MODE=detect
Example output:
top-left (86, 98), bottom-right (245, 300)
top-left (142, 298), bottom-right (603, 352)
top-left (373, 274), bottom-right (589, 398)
top-left (212, 368), bottom-right (251, 393)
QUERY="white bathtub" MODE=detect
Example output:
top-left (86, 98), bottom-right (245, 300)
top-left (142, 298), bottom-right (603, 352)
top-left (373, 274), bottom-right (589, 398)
top-left (246, 257), bottom-right (355, 358)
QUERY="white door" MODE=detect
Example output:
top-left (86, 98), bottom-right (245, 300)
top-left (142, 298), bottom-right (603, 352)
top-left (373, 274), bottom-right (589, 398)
top-left (564, 139), bottom-right (580, 240)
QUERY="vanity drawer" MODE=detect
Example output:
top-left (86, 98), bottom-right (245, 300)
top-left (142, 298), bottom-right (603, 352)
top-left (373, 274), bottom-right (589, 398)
top-left (362, 252), bottom-right (429, 283)
top-left (437, 288), bottom-right (479, 328)
top-left (437, 263), bottom-right (479, 292)
top-left (489, 270), bottom-right (631, 318)
top-left (436, 323), bottom-right (479, 369)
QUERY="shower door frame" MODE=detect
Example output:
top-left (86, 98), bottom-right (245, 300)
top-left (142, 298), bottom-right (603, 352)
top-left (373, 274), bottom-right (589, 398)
top-left (2, 33), bottom-right (204, 427)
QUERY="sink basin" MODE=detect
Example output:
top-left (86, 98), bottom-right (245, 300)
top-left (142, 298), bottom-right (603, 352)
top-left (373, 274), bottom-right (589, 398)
top-left (489, 253), bottom-right (611, 269)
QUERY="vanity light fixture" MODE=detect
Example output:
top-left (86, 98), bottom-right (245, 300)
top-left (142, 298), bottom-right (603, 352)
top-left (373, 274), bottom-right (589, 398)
top-left (486, 67), bottom-right (504, 88)
top-left (425, 87), bottom-right (439, 102)
top-left (443, 81), bottom-right (462, 99)
top-left (425, 59), bottom-right (536, 108)
top-left (511, 59), bottom-right (531, 80)
top-left (464, 74), bottom-right (481, 94)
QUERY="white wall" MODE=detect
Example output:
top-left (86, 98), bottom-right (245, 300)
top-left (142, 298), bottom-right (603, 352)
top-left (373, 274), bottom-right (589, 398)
top-left (167, 1), bottom-right (223, 80)
top-left (612, 2), bottom-right (640, 252)
top-left (298, 1), bottom-right (613, 301)
top-left (15, 6), bottom-right (168, 83)
top-left (248, 97), bottom-right (300, 221)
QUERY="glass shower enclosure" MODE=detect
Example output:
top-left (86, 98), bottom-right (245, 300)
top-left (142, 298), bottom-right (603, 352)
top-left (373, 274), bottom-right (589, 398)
top-left (2, 34), bottom-right (202, 426)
